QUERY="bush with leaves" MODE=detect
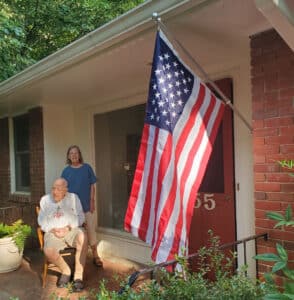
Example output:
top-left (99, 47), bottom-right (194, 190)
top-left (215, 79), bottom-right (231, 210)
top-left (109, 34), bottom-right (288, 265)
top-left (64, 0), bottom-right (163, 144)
top-left (94, 231), bottom-right (270, 300)
top-left (254, 205), bottom-right (294, 299)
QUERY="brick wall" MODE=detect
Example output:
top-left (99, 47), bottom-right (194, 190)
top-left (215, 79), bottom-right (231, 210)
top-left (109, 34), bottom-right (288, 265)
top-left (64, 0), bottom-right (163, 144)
top-left (29, 107), bottom-right (45, 204)
top-left (0, 118), bottom-right (10, 201)
top-left (0, 107), bottom-right (45, 247)
top-left (251, 29), bottom-right (294, 280)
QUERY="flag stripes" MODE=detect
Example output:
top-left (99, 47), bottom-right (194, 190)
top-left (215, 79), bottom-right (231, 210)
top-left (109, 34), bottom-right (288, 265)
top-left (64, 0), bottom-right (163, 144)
top-left (125, 30), bottom-right (225, 263)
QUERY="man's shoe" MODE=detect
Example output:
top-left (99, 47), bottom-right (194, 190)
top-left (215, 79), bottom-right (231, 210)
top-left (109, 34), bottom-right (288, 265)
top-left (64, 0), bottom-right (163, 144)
top-left (72, 279), bottom-right (84, 292)
top-left (57, 274), bottom-right (71, 288)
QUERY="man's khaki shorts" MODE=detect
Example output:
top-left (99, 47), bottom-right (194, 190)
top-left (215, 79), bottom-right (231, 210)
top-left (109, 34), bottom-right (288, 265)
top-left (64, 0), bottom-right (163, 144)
top-left (44, 227), bottom-right (84, 252)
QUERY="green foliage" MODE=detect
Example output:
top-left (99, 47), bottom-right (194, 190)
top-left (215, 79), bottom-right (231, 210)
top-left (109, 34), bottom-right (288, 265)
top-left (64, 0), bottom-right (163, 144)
top-left (0, 219), bottom-right (32, 252)
top-left (278, 160), bottom-right (294, 178)
top-left (254, 160), bottom-right (294, 300)
top-left (0, 3), bottom-right (35, 80)
top-left (92, 231), bottom-right (268, 300)
top-left (266, 205), bottom-right (294, 228)
top-left (0, 0), bottom-right (144, 82)
top-left (254, 206), bottom-right (294, 299)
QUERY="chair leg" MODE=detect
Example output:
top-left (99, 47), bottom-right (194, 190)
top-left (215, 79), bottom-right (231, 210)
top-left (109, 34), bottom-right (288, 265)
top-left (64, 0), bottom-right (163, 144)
top-left (42, 258), bottom-right (48, 288)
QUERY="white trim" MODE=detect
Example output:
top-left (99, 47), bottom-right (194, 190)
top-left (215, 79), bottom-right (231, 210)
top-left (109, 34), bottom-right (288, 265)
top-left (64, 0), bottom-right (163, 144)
top-left (8, 113), bottom-right (32, 195)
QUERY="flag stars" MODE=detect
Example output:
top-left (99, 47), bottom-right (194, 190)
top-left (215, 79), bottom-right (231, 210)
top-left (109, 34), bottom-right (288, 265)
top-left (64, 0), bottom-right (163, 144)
top-left (146, 33), bottom-right (194, 132)
top-left (162, 110), bottom-right (168, 116)
top-left (158, 100), bottom-right (165, 107)
top-left (159, 77), bottom-right (165, 84)
top-left (164, 53), bottom-right (170, 60)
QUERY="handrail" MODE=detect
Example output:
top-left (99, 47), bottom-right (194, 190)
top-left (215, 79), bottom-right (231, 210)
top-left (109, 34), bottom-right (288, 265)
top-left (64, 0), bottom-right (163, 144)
top-left (118, 232), bottom-right (268, 294)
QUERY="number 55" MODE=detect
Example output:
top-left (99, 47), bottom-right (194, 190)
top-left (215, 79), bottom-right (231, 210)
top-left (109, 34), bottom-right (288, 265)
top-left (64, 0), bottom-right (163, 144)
top-left (203, 193), bottom-right (215, 210)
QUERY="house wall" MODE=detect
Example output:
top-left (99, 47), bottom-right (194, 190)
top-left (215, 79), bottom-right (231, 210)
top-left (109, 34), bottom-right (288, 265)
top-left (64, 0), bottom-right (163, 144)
top-left (251, 29), bottom-right (294, 281)
top-left (42, 104), bottom-right (94, 193)
top-left (0, 107), bottom-right (44, 247)
top-left (86, 47), bottom-right (256, 273)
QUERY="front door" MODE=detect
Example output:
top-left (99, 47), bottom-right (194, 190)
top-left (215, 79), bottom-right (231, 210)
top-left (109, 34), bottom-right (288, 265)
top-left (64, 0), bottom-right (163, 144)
top-left (189, 78), bottom-right (235, 254)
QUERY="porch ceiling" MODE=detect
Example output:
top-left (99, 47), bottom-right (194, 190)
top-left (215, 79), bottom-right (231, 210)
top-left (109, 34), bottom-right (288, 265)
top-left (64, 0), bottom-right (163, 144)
top-left (0, 0), bottom-right (271, 115)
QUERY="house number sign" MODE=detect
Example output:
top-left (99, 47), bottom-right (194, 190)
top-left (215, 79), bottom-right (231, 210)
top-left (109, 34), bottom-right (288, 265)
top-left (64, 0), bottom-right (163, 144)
top-left (195, 193), bottom-right (216, 210)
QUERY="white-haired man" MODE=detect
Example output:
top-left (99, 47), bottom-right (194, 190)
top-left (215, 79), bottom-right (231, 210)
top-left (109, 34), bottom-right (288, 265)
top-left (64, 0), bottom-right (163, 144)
top-left (38, 178), bottom-right (87, 292)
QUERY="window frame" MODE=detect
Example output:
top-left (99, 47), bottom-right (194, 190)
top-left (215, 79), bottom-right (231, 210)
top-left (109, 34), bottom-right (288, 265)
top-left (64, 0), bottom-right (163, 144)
top-left (9, 113), bottom-right (31, 194)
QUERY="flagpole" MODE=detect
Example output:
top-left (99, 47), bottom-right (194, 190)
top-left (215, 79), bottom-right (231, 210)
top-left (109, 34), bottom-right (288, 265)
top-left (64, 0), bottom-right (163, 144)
top-left (152, 13), bottom-right (253, 133)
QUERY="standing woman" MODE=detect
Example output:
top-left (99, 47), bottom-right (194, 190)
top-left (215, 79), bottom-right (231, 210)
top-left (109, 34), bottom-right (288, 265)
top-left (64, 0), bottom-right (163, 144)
top-left (61, 145), bottom-right (103, 267)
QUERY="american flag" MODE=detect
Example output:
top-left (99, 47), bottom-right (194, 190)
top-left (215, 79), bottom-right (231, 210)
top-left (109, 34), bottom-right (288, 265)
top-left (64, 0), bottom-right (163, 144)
top-left (124, 30), bottom-right (225, 263)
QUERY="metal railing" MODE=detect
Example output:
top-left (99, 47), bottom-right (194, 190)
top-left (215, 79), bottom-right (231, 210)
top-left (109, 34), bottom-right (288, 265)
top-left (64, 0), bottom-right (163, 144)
top-left (118, 232), bottom-right (268, 294)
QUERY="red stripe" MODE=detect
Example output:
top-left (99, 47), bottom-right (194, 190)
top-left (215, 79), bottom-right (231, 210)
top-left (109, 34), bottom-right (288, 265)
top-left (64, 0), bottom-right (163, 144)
top-left (124, 125), bottom-right (150, 232)
top-left (138, 128), bottom-right (159, 240)
top-left (151, 84), bottom-right (206, 260)
top-left (170, 94), bottom-right (223, 258)
top-left (175, 84), bottom-right (205, 161)
top-left (151, 152), bottom-right (178, 261)
top-left (184, 98), bottom-right (225, 255)
top-left (151, 134), bottom-right (172, 246)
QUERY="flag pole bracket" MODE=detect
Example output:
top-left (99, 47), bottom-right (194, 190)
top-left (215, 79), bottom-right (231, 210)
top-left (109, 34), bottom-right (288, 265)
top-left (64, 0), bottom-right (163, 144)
top-left (152, 12), bottom-right (161, 30)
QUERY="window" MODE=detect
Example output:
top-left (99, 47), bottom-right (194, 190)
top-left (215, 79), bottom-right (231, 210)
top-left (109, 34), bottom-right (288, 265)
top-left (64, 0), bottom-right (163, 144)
top-left (13, 114), bottom-right (30, 192)
top-left (94, 104), bottom-right (145, 230)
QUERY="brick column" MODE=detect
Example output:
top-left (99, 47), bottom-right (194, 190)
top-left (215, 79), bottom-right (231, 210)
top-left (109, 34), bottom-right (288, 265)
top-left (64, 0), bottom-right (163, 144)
top-left (29, 107), bottom-right (45, 204)
top-left (0, 117), bottom-right (10, 203)
top-left (250, 29), bottom-right (294, 280)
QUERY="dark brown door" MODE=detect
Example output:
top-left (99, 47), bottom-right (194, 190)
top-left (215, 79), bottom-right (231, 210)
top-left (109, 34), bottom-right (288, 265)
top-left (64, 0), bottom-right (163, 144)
top-left (189, 78), bottom-right (235, 254)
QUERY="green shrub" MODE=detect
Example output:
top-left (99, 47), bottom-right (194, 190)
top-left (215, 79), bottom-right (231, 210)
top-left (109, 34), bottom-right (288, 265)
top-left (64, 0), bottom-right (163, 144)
top-left (94, 231), bottom-right (269, 300)
top-left (0, 219), bottom-right (32, 252)
top-left (254, 205), bottom-right (294, 300)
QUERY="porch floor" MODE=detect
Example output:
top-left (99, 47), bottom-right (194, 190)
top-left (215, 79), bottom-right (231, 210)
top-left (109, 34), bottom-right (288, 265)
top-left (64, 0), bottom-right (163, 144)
top-left (0, 248), bottom-right (142, 300)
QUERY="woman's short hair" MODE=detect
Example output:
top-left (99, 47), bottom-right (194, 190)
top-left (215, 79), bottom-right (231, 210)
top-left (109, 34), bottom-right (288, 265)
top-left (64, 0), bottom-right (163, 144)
top-left (66, 145), bottom-right (84, 165)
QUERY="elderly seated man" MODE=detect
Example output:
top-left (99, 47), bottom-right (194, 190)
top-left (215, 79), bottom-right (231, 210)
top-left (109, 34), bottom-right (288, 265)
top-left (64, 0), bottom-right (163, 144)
top-left (38, 177), bottom-right (88, 292)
